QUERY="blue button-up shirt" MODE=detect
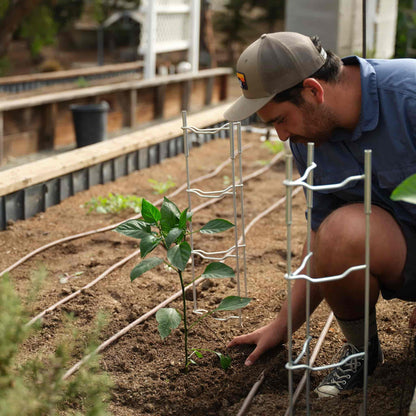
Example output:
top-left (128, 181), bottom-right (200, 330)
top-left (290, 56), bottom-right (416, 233)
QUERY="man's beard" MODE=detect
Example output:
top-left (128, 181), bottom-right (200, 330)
top-left (291, 101), bottom-right (338, 145)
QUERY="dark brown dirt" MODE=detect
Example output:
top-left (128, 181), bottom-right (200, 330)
top-left (1, 130), bottom-right (415, 415)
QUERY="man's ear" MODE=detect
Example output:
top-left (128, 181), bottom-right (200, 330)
top-left (302, 78), bottom-right (324, 104)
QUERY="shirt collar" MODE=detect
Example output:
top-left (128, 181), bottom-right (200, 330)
top-left (330, 56), bottom-right (379, 142)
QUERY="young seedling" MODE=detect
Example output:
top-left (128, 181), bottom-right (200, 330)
top-left (83, 193), bottom-right (142, 214)
top-left (148, 175), bottom-right (176, 195)
top-left (115, 197), bottom-right (251, 370)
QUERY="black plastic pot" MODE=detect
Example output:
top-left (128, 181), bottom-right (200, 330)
top-left (70, 102), bottom-right (109, 148)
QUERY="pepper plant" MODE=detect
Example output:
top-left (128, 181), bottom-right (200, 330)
top-left (115, 197), bottom-right (251, 370)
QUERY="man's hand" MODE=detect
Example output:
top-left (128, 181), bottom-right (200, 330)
top-left (227, 320), bottom-right (284, 366)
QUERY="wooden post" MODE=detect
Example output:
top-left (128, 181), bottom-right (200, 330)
top-left (181, 80), bottom-right (192, 111)
top-left (219, 74), bottom-right (228, 101)
top-left (130, 88), bottom-right (137, 128)
top-left (154, 84), bottom-right (166, 119)
top-left (205, 77), bottom-right (214, 106)
top-left (40, 103), bottom-right (57, 150)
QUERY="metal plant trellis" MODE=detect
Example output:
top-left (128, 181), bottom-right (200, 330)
top-left (181, 111), bottom-right (248, 321)
top-left (284, 142), bottom-right (372, 415)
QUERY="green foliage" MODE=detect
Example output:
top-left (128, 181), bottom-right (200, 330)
top-left (83, 193), bottom-right (142, 214)
top-left (261, 140), bottom-right (284, 155)
top-left (0, 0), bottom-right (9, 19)
top-left (395, 1), bottom-right (416, 58)
top-left (148, 176), bottom-right (176, 195)
top-left (246, 0), bottom-right (285, 32)
top-left (19, 5), bottom-right (58, 58)
top-left (391, 173), bottom-right (416, 204)
top-left (115, 197), bottom-right (251, 370)
top-left (76, 76), bottom-right (89, 88)
top-left (0, 57), bottom-right (11, 77)
top-left (91, 0), bottom-right (142, 24)
top-left (0, 271), bottom-right (111, 415)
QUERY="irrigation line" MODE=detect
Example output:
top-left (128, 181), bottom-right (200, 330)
top-left (62, 275), bottom-right (206, 380)
top-left (61, 155), bottom-right (296, 380)
top-left (283, 312), bottom-right (334, 416)
top-left (0, 144), bottom-right (253, 278)
top-left (24, 149), bottom-right (285, 329)
top-left (25, 249), bottom-right (141, 327)
top-left (236, 370), bottom-right (265, 416)
top-left (236, 312), bottom-right (335, 416)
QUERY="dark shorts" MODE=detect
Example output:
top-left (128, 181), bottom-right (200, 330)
top-left (380, 219), bottom-right (416, 301)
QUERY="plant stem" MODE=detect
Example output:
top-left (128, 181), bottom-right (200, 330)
top-left (178, 270), bottom-right (188, 369)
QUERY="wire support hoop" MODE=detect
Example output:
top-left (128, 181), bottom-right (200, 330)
top-left (286, 264), bottom-right (367, 283)
top-left (283, 162), bottom-right (365, 191)
top-left (181, 111), bottom-right (248, 319)
top-left (181, 124), bottom-right (231, 134)
top-left (186, 183), bottom-right (242, 198)
top-left (286, 350), bottom-right (365, 372)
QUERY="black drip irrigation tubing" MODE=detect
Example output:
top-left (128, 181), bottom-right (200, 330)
top-left (0, 144), bottom-right (254, 278)
top-left (62, 154), bottom-right (299, 382)
top-left (22, 147), bottom-right (283, 327)
top-left (4, 138), bottom-right (326, 413)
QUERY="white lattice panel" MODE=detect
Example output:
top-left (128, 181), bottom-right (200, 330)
top-left (156, 13), bottom-right (190, 43)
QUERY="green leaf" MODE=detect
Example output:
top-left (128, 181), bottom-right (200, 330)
top-left (193, 350), bottom-right (203, 359)
top-left (200, 219), bottom-right (234, 234)
top-left (140, 234), bottom-right (161, 257)
top-left (391, 173), bottom-right (416, 204)
top-left (201, 262), bottom-right (235, 278)
top-left (165, 228), bottom-right (184, 248)
top-left (214, 352), bottom-right (232, 370)
top-left (115, 219), bottom-right (151, 239)
top-left (179, 208), bottom-right (189, 229)
top-left (130, 257), bottom-right (163, 281)
top-left (141, 199), bottom-right (161, 224)
top-left (160, 197), bottom-right (181, 233)
top-left (156, 308), bottom-right (182, 339)
top-left (214, 296), bottom-right (252, 312)
top-left (167, 242), bottom-right (191, 271)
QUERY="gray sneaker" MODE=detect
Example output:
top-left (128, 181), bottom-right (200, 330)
top-left (315, 335), bottom-right (384, 398)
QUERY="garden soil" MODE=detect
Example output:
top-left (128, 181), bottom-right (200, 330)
top-left (1, 130), bottom-right (416, 415)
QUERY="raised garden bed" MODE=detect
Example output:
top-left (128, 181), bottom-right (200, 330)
top-left (1, 129), bottom-right (415, 415)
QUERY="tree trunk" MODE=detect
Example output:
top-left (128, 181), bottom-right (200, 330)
top-left (0, 0), bottom-right (44, 57)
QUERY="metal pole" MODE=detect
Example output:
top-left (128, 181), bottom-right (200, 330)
top-left (305, 142), bottom-right (314, 413)
top-left (182, 111), bottom-right (198, 311)
top-left (363, 149), bottom-right (372, 415)
top-left (236, 123), bottom-right (248, 297)
top-left (285, 153), bottom-right (294, 415)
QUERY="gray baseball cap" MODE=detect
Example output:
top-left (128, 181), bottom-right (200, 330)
top-left (224, 32), bottom-right (327, 121)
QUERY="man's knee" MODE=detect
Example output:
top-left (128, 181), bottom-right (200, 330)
top-left (312, 204), bottom-right (406, 286)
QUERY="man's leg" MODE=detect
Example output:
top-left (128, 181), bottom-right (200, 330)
top-left (311, 204), bottom-right (407, 397)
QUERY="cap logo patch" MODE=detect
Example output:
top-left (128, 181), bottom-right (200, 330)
top-left (236, 71), bottom-right (248, 90)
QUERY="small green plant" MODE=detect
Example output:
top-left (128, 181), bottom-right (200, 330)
top-left (148, 175), bottom-right (176, 195)
top-left (83, 193), bottom-right (142, 214)
top-left (0, 270), bottom-right (112, 415)
top-left (391, 173), bottom-right (416, 204)
top-left (115, 197), bottom-right (251, 370)
top-left (261, 139), bottom-right (284, 155)
top-left (76, 76), bottom-right (89, 88)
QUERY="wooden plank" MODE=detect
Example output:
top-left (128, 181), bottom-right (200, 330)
top-left (0, 61), bottom-right (144, 85)
top-left (0, 68), bottom-right (233, 112)
top-left (0, 103), bottom-right (230, 196)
